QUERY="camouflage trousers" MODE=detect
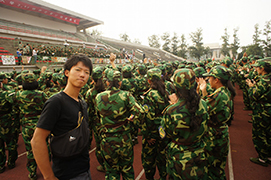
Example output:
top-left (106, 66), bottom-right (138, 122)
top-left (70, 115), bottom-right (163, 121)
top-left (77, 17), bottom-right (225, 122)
top-left (141, 136), bottom-right (167, 180)
top-left (242, 88), bottom-right (251, 109)
top-left (101, 133), bottom-right (134, 180)
top-left (252, 113), bottom-right (271, 161)
top-left (93, 130), bottom-right (104, 169)
top-left (205, 128), bottom-right (229, 180)
top-left (166, 142), bottom-right (208, 180)
top-left (21, 124), bottom-right (37, 177)
top-left (0, 118), bottom-right (18, 168)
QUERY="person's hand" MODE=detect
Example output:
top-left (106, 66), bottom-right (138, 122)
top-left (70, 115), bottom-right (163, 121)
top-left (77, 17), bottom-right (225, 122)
top-left (109, 53), bottom-right (116, 63)
top-left (147, 138), bottom-right (156, 145)
top-left (198, 77), bottom-right (207, 91)
top-left (169, 93), bottom-right (178, 104)
top-left (41, 66), bottom-right (47, 73)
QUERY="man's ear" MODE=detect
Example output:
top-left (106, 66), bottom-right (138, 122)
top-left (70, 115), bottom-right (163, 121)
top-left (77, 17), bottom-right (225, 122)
top-left (64, 69), bottom-right (69, 78)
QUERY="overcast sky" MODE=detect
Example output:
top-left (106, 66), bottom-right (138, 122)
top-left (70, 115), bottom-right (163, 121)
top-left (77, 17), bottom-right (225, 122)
top-left (44, 0), bottom-right (271, 47)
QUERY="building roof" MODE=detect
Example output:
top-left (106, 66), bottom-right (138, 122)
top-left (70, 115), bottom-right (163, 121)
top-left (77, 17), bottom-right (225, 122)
top-left (0, 0), bottom-right (104, 30)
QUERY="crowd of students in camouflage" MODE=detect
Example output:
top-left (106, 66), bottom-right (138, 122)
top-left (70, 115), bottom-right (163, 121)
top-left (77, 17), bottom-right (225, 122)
top-left (0, 53), bottom-right (271, 180)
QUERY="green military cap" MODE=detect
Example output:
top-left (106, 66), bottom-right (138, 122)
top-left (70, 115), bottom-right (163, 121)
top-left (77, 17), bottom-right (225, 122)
top-left (147, 68), bottom-right (162, 80)
top-left (252, 55), bottom-right (263, 61)
top-left (171, 68), bottom-right (196, 90)
top-left (44, 72), bottom-right (53, 79)
top-left (22, 73), bottom-right (37, 83)
top-left (221, 58), bottom-right (232, 67)
top-left (197, 61), bottom-right (205, 67)
top-left (54, 68), bottom-right (62, 73)
top-left (33, 69), bottom-right (40, 74)
top-left (92, 66), bottom-right (103, 80)
top-left (203, 65), bottom-right (231, 81)
top-left (0, 72), bottom-right (7, 81)
top-left (207, 58), bottom-right (212, 63)
top-left (107, 70), bottom-right (122, 81)
top-left (241, 57), bottom-right (248, 63)
top-left (137, 64), bottom-right (147, 71)
top-left (122, 65), bottom-right (132, 73)
top-left (22, 70), bottom-right (30, 74)
top-left (252, 57), bottom-right (271, 67)
top-left (194, 67), bottom-right (206, 77)
top-left (178, 64), bottom-right (186, 68)
top-left (172, 60), bottom-right (179, 68)
top-left (164, 63), bottom-right (173, 73)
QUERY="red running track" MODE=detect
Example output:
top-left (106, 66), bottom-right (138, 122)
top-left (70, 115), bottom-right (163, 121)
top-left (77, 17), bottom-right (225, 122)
top-left (0, 85), bottom-right (270, 180)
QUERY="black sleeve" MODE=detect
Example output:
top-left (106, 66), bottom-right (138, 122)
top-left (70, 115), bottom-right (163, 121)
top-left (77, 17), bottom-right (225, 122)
top-left (37, 94), bottom-right (61, 132)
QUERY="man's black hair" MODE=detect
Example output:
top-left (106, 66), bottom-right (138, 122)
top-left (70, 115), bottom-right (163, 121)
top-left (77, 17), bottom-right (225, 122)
top-left (64, 54), bottom-right (93, 78)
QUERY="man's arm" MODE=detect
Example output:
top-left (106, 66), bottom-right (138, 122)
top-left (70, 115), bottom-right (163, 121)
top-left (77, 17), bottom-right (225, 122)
top-left (31, 128), bottom-right (58, 180)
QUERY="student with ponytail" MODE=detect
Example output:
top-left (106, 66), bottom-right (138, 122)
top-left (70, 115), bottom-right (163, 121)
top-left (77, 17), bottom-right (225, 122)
top-left (199, 65), bottom-right (235, 180)
top-left (161, 68), bottom-right (209, 180)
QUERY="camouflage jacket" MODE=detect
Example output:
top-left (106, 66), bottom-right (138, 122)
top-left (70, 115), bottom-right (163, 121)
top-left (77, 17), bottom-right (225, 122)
top-left (162, 99), bottom-right (209, 149)
top-left (95, 87), bottom-right (145, 135)
top-left (142, 89), bottom-right (169, 140)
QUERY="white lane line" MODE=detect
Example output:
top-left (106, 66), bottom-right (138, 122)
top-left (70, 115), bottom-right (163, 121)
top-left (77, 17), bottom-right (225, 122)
top-left (228, 142), bottom-right (234, 180)
top-left (135, 169), bottom-right (144, 180)
top-left (89, 147), bottom-right (96, 154)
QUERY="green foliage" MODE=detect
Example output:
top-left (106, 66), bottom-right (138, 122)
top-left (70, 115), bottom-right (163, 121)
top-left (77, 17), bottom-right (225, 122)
top-left (188, 28), bottom-right (207, 60)
top-left (171, 32), bottom-right (179, 55)
top-left (133, 38), bottom-right (141, 44)
top-left (161, 32), bottom-right (171, 52)
top-left (253, 24), bottom-right (261, 45)
top-left (148, 34), bottom-right (161, 48)
top-left (221, 28), bottom-right (230, 56)
top-left (177, 34), bottom-right (187, 59)
top-left (262, 20), bottom-right (271, 57)
top-left (246, 44), bottom-right (264, 57)
top-left (230, 28), bottom-right (240, 59)
top-left (119, 33), bottom-right (131, 42)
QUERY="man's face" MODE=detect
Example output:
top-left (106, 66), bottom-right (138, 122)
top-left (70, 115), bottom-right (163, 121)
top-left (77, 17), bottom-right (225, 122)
top-left (65, 61), bottom-right (90, 89)
top-left (208, 76), bottom-right (216, 89)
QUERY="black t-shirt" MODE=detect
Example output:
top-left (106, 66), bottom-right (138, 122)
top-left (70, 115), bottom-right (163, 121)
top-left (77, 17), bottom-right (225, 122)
top-left (37, 91), bottom-right (90, 180)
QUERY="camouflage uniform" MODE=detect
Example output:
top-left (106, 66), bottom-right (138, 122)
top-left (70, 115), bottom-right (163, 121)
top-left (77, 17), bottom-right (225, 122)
top-left (85, 67), bottom-right (104, 170)
top-left (141, 68), bottom-right (169, 180)
top-left (161, 69), bottom-right (209, 180)
top-left (134, 64), bottom-right (149, 104)
top-left (249, 59), bottom-right (271, 164)
top-left (202, 66), bottom-right (233, 180)
top-left (0, 73), bottom-right (18, 173)
top-left (95, 70), bottom-right (145, 180)
top-left (13, 73), bottom-right (48, 178)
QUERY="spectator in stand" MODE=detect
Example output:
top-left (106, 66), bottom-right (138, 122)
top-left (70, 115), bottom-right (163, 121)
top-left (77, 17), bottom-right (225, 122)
top-left (32, 48), bottom-right (38, 64)
top-left (16, 48), bottom-right (22, 65)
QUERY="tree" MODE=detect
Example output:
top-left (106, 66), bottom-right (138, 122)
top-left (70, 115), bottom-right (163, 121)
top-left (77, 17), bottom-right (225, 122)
top-left (188, 28), bottom-right (206, 60)
top-left (246, 24), bottom-right (263, 56)
top-left (253, 24), bottom-right (261, 45)
top-left (148, 34), bottom-right (161, 48)
top-left (119, 33), bottom-right (131, 42)
top-left (221, 28), bottom-right (230, 56)
top-left (171, 32), bottom-right (179, 55)
top-left (177, 34), bottom-right (187, 59)
top-left (86, 28), bottom-right (102, 36)
top-left (161, 32), bottom-right (171, 52)
top-left (133, 38), bottom-right (141, 44)
top-left (230, 28), bottom-right (240, 59)
top-left (262, 20), bottom-right (271, 57)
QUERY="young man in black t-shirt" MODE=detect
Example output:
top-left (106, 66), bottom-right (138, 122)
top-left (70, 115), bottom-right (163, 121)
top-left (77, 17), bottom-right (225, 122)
top-left (31, 54), bottom-right (93, 180)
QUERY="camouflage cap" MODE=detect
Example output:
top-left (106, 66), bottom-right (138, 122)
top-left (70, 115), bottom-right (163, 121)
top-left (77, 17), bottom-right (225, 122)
top-left (164, 63), bottom-right (173, 74)
top-left (194, 67), bottom-right (206, 77)
top-left (92, 66), bottom-right (103, 80)
top-left (241, 57), bottom-right (248, 63)
top-left (178, 64), bottom-right (186, 68)
top-left (222, 57), bottom-right (232, 67)
top-left (0, 72), bottom-right (7, 81)
top-left (107, 70), bottom-right (122, 81)
top-left (172, 68), bottom-right (196, 90)
top-left (122, 65), bottom-right (132, 73)
top-left (137, 64), bottom-right (147, 72)
top-left (203, 65), bottom-right (231, 80)
top-left (147, 68), bottom-right (162, 80)
top-left (252, 57), bottom-right (271, 67)
top-left (44, 72), bottom-right (53, 79)
top-left (22, 72), bottom-right (37, 83)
